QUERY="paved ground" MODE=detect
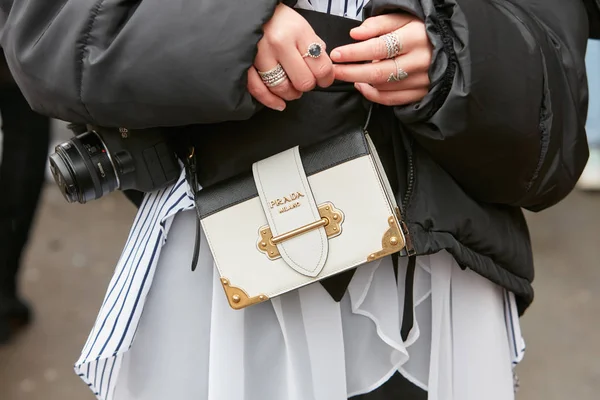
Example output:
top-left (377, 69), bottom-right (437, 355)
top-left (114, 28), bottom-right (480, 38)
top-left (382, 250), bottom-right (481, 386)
top-left (0, 125), bottom-right (599, 399)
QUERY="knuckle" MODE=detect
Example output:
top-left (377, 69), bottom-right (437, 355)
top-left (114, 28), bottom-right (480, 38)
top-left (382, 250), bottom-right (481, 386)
top-left (247, 80), bottom-right (265, 97)
top-left (420, 33), bottom-right (431, 49)
top-left (420, 49), bottom-right (433, 68)
top-left (297, 78), bottom-right (316, 92)
top-left (313, 62), bottom-right (333, 79)
top-left (280, 92), bottom-right (295, 101)
top-left (371, 67), bottom-right (386, 83)
top-left (412, 24), bottom-right (432, 51)
top-left (248, 84), bottom-right (261, 97)
top-left (268, 31), bottom-right (288, 47)
top-left (281, 89), bottom-right (302, 101)
top-left (246, 77), bottom-right (257, 91)
top-left (407, 20), bottom-right (423, 35)
top-left (416, 23), bottom-right (429, 42)
top-left (281, 93), bottom-right (296, 101)
top-left (271, 80), bottom-right (291, 94)
top-left (273, 85), bottom-right (301, 101)
top-left (418, 73), bottom-right (431, 87)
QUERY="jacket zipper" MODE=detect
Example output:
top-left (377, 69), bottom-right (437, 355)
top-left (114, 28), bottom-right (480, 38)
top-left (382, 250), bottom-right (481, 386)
top-left (400, 136), bottom-right (416, 256)
top-left (366, 123), bottom-right (416, 257)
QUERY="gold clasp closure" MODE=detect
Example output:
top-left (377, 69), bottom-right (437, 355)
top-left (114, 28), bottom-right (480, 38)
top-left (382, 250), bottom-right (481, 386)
top-left (271, 217), bottom-right (328, 245)
top-left (257, 202), bottom-right (344, 260)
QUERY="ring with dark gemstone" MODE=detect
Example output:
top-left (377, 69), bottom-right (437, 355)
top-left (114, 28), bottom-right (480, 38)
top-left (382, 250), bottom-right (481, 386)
top-left (302, 43), bottom-right (324, 59)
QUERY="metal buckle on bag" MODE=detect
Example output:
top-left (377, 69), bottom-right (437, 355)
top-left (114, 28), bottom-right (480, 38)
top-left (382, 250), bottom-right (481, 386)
top-left (257, 202), bottom-right (344, 260)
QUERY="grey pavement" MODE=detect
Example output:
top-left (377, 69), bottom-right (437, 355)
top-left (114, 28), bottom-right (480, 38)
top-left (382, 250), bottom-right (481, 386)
top-left (0, 128), bottom-right (598, 398)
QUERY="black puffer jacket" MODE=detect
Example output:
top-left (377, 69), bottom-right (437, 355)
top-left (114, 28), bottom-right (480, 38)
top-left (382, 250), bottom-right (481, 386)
top-left (0, 49), bottom-right (14, 86)
top-left (0, 0), bottom-right (593, 313)
top-left (586, 0), bottom-right (600, 37)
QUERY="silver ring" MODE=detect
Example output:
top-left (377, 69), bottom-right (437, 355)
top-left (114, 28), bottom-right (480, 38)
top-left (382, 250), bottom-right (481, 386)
top-left (387, 58), bottom-right (409, 82)
top-left (302, 43), bottom-right (324, 59)
top-left (258, 63), bottom-right (288, 87)
top-left (381, 32), bottom-right (403, 59)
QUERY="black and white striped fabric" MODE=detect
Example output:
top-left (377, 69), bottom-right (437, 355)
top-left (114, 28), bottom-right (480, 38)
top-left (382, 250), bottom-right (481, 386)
top-left (295, 0), bottom-right (367, 19)
top-left (75, 179), bottom-right (191, 399)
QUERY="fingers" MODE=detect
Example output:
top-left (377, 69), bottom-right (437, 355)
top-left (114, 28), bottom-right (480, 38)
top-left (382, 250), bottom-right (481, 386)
top-left (254, 52), bottom-right (332, 101)
top-left (331, 32), bottom-right (404, 63)
top-left (331, 21), bottom-right (430, 63)
top-left (355, 83), bottom-right (428, 107)
top-left (278, 48), bottom-right (317, 93)
top-left (256, 36), bottom-right (333, 99)
top-left (334, 49), bottom-right (431, 85)
top-left (247, 68), bottom-right (286, 111)
top-left (349, 14), bottom-right (414, 41)
top-left (254, 44), bottom-right (302, 101)
top-left (300, 42), bottom-right (335, 88)
top-left (330, 15), bottom-right (432, 108)
top-left (373, 72), bottom-right (430, 91)
top-left (278, 39), bottom-right (334, 91)
top-left (255, 4), bottom-right (335, 103)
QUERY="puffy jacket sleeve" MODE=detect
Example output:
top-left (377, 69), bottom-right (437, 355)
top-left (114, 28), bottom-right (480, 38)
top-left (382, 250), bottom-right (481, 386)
top-left (367, 0), bottom-right (590, 211)
top-left (0, 0), bottom-right (279, 128)
top-left (585, 0), bottom-right (600, 38)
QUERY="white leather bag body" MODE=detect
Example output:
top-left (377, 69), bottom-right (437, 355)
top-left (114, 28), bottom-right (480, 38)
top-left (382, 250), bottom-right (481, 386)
top-left (195, 128), bottom-right (409, 309)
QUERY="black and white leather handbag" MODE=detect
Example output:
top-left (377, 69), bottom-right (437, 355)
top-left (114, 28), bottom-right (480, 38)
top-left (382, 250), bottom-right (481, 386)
top-left (190, 127), bottom-right (410, 310)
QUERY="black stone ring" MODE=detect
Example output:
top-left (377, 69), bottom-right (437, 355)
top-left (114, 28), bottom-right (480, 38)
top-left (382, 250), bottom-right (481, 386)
top-left (302, 43), bottom-right (324, 59)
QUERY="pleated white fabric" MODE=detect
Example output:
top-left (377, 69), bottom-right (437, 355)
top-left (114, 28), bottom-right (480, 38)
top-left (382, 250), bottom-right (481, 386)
top-left (75, 170), bottom-right (525, 400)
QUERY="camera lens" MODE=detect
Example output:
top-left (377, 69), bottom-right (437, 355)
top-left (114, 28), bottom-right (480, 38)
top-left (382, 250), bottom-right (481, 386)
top-left (48, 131), bottom-right (119, 204)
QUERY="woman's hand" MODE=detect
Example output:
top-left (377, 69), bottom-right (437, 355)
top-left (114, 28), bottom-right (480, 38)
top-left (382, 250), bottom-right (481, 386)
top-left (248, 4), bottom-right (335, 111)
top-left (331, 14), bottom-right (433, 106)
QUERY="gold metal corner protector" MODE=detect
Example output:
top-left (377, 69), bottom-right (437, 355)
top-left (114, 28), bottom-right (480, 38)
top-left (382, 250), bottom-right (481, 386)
top-left (220, 278), bottom-right (269, 310)
top-left (367, 216), bottom-right (405, 262)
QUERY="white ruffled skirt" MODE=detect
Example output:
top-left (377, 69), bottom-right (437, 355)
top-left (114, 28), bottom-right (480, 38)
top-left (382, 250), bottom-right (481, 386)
top-left (107, 210), bottom-right (524, 400)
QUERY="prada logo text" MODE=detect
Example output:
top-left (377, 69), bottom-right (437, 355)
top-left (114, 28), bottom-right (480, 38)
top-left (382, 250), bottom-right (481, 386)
top-left (269, 192), bottom-right (305, 214)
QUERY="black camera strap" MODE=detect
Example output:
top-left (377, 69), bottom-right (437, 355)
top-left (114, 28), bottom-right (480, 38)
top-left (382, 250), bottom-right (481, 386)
top-left (181, 144), bottom-right (202, 271)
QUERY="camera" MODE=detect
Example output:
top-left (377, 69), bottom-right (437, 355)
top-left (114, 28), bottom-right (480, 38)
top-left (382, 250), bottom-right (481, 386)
top-left (49, 126), bottom-right (181, 204)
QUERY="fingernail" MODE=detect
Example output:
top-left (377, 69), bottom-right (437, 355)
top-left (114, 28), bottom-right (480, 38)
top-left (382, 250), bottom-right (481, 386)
top-left (354, 83), bottom-right (363, 92)
top-left (276, 105), bottom-right (285, 112)
top-left (331, 50), bottom-right (341, 60)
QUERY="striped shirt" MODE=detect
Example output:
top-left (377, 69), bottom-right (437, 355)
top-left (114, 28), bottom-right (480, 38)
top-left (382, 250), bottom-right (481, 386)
top-left (295, 0), bottom-right (367, 19)
top-left (76, 178), bottom-right (192, 399)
